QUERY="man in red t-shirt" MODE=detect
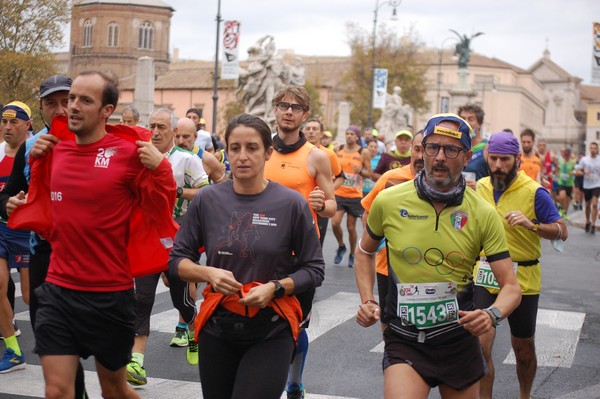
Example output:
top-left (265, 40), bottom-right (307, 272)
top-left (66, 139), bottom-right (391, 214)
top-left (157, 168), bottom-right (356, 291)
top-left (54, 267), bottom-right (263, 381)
top-left (25, 71), bottom-right (174, 399)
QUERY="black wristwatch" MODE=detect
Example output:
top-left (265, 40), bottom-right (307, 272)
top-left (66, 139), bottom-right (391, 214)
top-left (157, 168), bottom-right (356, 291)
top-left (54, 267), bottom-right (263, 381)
top-left (270, 280), bottom-right (285, 299)
top-left (176, 187), bottom-right (184, 198)
top-left (484, 306), bottom-right (503, 327)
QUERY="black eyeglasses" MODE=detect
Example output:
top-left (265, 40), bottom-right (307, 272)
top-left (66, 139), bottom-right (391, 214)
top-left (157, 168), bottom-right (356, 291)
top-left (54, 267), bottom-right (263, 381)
top-left (422, 143), bottom-right (465, 159)
top-left (276, 102), bottom-right (307, 113)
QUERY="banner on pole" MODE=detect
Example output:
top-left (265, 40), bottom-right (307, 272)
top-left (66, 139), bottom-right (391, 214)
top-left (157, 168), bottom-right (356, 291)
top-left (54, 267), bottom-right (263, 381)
top-left (373, 68), bottom-right (388, 109)
top-left (592, 22), bottom-right (600, 84)
top-left (221, 20), bottom-right (241, 80)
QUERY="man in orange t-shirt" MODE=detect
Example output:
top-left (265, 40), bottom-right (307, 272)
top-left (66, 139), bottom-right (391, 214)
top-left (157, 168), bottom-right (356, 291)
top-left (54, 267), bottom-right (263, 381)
top-left (360, 131), bottom-right (423, 328)
top-left (519, 129), bottom-right (542, 182)
top-left (304, 118), bottom-right (344, 246)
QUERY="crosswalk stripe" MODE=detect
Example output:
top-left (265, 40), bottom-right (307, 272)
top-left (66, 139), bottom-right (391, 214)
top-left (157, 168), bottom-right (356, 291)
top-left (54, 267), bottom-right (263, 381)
top-left (0, 364), bottom-right (358, 399)
top-left (308, 292), bottom-right (360, 342)
top-left (503, 308), bottom-right (585, 368)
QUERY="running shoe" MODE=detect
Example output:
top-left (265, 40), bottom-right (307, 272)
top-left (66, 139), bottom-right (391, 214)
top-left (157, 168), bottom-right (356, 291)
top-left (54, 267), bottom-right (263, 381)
top-left (186, 339), bottom-right (199, 366)
top-left (348, 254), bottom-right (355, 268)
top-left (333, 246), bottom-right (347, 265)
top-left (586, 222), bottom-right (591, 233)
top-left (0, 321), bottom-right (21, 340)
top-left (126, 359), bottom-right (147, 386)
top-left (592, 227), bottom-right (596, 235)
top-left (169, 326), bottom-right (189, 347)
top-left (287, 385), bottom-right (306, 399)
top-left (0, 348), bottom-right (25, 373)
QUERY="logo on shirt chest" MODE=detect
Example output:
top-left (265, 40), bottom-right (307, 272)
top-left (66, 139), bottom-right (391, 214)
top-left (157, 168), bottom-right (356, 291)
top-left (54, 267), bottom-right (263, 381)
top-left (95, 147), bottom-right (118, 168)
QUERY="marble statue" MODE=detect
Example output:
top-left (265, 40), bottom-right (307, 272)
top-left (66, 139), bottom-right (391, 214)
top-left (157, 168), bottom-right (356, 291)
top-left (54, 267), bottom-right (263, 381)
top-left (237, 36), bottom-right (306, 126)
top-left (375, 86), bottom-right (413, 143)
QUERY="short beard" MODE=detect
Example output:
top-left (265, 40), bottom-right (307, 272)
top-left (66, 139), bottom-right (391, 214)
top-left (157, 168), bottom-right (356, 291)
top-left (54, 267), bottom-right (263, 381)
top-left (425, 165), bottom-right (456, 188)
top-left (489, 162), bottom-right (518, 191)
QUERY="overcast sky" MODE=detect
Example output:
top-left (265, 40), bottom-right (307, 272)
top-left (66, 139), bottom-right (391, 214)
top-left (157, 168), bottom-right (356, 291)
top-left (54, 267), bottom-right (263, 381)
top-left (64, 0), bottom-right (599, 84)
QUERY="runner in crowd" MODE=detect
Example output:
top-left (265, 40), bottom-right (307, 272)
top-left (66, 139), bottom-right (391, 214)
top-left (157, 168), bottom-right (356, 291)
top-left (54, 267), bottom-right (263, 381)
top-left (11, 70), bottom-right (177, 399)
top-left (127, 108), bottom-right (208, 386)
top-left (303, 117), bottom-right (343, 246)
top-left (579, 142), bottom-right (600, 234)
top-left (0, 75), bottom-right (91, 395)
top-left (331, 125), bottom-right (371, 268)
top-left (264, 86), bottom-right (335, 399)
top-left (474, 131), bottom-right (567, 399)
top-left (168, 113), bottom-right (325, 399)
top-left (0, 101), bottom-right (32, 373)
top-left (354, 113), bottom-right (521, 399)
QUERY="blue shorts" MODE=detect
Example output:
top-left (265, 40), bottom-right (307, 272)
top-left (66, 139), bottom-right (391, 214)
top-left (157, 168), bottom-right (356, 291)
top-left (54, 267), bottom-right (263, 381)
top-left (0, 222), bottom-right (30, 269)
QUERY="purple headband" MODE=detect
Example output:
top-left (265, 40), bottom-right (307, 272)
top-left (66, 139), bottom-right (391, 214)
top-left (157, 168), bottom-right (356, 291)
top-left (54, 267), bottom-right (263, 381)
top-left (488, 131), bottom-right (520, 155)
top-left (346, 125), bottom-right (361, 138)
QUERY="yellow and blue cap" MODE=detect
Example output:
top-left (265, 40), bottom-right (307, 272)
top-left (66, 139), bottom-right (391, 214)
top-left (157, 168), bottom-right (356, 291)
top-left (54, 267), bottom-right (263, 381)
top-left (423, 113), bottom-right (472, 150)
top-left (2, 101), bottom-right (32, 121)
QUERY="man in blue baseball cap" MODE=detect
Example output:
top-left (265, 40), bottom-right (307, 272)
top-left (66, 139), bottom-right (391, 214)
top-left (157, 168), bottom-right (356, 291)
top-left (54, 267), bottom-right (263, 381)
top-left (353, 113), bottom-right (521, 398)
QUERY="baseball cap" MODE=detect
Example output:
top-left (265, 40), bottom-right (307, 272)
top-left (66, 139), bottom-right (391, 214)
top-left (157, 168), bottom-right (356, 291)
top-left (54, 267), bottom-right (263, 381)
top-left (395, 130), bottom-right (413, 139)
top-left (323, 131), bottom-right (333, 138)
top-left (2, 101), bottom-right (32, 121)
top-left (40, 75), bottom-right (72, 98)
top-left (422, 113), bottom-right (472, 150)
top-left (199, 118), bottom-right (207, 125)
top-left (488, 131), bottom-right (520, 155)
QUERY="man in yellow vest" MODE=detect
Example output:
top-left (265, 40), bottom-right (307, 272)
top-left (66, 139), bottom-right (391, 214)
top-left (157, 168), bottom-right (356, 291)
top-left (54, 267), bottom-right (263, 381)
top-left (475, 131), bottom-right (568, 399)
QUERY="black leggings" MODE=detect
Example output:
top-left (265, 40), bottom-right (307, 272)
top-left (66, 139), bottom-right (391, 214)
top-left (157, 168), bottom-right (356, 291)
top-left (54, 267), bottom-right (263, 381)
top-left (133, 269), bottom-right (196, 335)
top-left (198, 328), bottom-right (295, 399)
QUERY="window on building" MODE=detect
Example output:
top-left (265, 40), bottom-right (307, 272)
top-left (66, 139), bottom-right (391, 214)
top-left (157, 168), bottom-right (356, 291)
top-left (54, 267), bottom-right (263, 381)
top-left (596, 131), bottom-right (600, 140)
top-left (440, 97), bottom-right (449, 113)
top-left (138, 21), bottom-right (153, 49)
top-left (596, 112), bottom-right (600, 121)
top-left (108, 22), bottom-right (119, 47)
top-left (83, 19), bottom-right (93, 48)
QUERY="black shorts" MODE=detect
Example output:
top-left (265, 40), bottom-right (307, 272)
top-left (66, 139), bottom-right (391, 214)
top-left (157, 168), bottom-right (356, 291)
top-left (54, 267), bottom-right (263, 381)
top-left (474, 286), bottom-right (539, 338)
top-left (574, 175), bottom-right (584, 190)
top-left (584, 187), bottom-right (600, 201)
top-left (335, 195), bottom-right (364, 218)
top-left (382, 328), bottom-right (486, 390)
top-left (557, 185), bottom-right (573, 197)
top-left (34, 282), bottom-right (135, 371)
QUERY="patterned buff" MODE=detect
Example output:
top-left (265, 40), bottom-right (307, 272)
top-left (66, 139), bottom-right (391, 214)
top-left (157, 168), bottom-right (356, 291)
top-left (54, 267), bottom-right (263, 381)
top-left (414, 169), bottom-right (466, 205)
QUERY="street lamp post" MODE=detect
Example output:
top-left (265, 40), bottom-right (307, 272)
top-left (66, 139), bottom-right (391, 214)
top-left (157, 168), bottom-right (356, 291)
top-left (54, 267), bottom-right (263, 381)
top-left (367, 0), bottom-right (400, 129)
top-left (211, 0), bottom-right (222, 136)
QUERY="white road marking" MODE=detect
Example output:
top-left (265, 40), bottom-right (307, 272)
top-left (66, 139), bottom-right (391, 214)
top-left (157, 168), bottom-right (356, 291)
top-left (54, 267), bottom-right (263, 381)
top-left (503, 308), bottom-right (585, 367)
top-left (0, 364), bottom-right (358, 398)
top-left (308, 292), bottom-right (361, 342)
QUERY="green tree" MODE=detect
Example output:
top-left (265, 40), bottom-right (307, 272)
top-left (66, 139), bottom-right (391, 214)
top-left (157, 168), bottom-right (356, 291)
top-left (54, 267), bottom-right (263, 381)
top-left (0, 0), bottom-right (70, 129)
top-left (343, 22), bottom-right (429, 127)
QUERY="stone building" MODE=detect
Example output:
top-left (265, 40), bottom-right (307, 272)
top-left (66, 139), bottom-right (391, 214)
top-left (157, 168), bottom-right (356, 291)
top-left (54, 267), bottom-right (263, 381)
top-left (69, 0), bottom-right (173, 78)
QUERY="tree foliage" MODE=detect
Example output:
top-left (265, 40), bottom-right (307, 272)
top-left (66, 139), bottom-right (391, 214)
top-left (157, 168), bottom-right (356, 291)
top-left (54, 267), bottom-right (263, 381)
top-left (0, 0), bottom-right (70, 129)
top-left (342, 22), bottom-right (429, 127)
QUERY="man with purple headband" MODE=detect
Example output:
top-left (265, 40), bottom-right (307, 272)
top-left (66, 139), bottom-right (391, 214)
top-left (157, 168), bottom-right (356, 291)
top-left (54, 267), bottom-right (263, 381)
top-left (474, 131), bottom-right (568, 399)
top-left (354, 114), bottom-right (521, 398)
